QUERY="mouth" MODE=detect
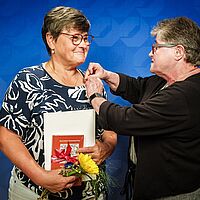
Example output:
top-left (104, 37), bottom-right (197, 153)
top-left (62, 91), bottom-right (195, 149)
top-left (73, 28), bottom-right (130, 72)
top-left (74, 52), bottom-right (85, 55)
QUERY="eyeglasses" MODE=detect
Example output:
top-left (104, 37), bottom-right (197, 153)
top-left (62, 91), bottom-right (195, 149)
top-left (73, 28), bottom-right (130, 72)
top-left (60, 33), bottom-right (94, 45)
top-left (152, 43), bottom-right (176, 54)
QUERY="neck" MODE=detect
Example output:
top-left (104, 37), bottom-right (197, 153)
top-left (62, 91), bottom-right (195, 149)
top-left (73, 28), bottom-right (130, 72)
top-left (166, 65), bottom-right (200, 86)
top-left (176, 66), bottom-right (200, 82)
top-left (49, 60), bottom-right (78, 75)
top-left (45, 60), bottom-right (83, 86)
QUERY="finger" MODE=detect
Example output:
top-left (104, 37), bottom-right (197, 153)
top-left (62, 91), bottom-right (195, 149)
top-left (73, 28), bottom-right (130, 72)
top-left (73, 177), bottom-right (82, 186)
top-left (63, 177), bottom-right (77, 189)
top-left (65, 176), bottom-right (77, 183)
top-left (85, 63), bottom-right (95, 79)
top-left (65, 182), bottom-right (74, 188)
top-left (92, 157), bottom-right (101, 165)
top-left (87, 152), bottom-right (96, 160)
top-left (52, 169), bottom-right (64, 176)
top-left (78, 147), bottom-right (94, 153)
top-left (85, 69), bottom-right (91, 80)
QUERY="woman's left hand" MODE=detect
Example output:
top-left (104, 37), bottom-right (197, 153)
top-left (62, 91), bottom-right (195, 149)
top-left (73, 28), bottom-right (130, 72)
top-left (78, 130), bottom-right (117, 165)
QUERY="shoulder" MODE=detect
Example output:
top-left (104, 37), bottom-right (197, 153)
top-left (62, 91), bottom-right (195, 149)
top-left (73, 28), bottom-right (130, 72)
top-left (143, 75), bottom-right (164, 85)
top-left (11, 64), bottom-right (47, 91)
top-left (171, 75), bottom-right (200, 104)
top-left (13, 63), bottom-right (47, 82)
top-left (17, 64), bottom-right (45, 79)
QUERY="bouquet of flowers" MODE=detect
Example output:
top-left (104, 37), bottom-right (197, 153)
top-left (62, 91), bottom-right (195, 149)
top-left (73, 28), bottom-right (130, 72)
top-left (38, 143), bottom-right (108, 200)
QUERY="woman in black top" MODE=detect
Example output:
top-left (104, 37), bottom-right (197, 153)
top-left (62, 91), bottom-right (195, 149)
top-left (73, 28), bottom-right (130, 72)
top-left (85, 16), bottom-right (200, 200)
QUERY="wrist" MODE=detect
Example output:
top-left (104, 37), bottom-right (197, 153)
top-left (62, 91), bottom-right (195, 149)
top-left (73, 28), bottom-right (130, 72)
top-left (104, 70), bottom-right (110, 82)
top-left (27, 165), bottom-right (46, 186)
top-left (89, 92), bottom-right (104, 104)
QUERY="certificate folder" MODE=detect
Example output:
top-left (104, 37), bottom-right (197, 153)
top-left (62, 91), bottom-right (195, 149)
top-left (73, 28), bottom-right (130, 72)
top-left (44, 109), bottom-right (96, 170)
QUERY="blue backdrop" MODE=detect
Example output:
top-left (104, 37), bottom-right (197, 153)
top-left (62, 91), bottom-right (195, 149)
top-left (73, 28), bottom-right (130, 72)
top-left (0, 0), bottom-right (200, 199)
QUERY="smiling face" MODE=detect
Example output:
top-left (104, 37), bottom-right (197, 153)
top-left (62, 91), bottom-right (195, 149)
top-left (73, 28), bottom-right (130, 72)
top-left (47, 29), bottom-right (90, 68)
top-left (42, 6), bottom-right (91, 69)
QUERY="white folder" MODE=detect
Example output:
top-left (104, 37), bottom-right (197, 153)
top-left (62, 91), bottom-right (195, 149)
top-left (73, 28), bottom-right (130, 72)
top-left (44, 109), bottom-right (96, 170)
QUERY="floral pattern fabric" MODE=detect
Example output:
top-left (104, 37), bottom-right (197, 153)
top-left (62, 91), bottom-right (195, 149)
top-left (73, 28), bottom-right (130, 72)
top-left (0, 63), bottom-right (104, 199)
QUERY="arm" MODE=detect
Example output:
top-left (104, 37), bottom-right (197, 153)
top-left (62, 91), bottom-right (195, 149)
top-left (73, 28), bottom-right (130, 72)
top-left (85, 62), bottom-right (120, 92)
top-left (85, 63), bottom-right (142, 114)
top-left (0, 126), bottom-right (77, 193)
top-left (97, 86), bottom-right (189, 137)
top-left (78, 130), bottom-right (117, 165)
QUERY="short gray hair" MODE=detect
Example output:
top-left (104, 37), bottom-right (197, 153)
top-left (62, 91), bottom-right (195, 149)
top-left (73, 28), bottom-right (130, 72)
top-left (151, 17), bottom-right (200, 66)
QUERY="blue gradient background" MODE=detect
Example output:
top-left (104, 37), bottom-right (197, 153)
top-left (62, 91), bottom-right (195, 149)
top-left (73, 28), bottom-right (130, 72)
top-left (0, 0), bottom-right (200, 199)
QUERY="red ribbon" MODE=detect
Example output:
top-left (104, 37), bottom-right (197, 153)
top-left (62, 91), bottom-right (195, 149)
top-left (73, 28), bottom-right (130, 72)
top-left (52, 142), bottom-right (78, 163)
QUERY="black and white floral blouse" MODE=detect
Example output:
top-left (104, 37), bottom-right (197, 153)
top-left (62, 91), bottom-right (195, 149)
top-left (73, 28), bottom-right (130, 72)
top-left (0, 63), bottom-right (105, 199)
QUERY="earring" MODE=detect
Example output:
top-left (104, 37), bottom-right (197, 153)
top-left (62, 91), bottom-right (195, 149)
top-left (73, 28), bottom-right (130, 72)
top-left (51, 49), bottom-right (55, 54)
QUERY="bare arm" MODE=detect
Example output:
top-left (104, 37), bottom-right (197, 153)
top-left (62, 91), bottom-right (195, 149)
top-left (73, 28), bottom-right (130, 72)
top-left (0, 126), bottom-right (77, 193)
top-left (103, 70), bottom-right (120, 92)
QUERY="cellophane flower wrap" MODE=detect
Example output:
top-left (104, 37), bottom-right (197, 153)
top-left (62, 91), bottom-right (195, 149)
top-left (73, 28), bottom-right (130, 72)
top-left (38, 144), bottom-right (108, 200)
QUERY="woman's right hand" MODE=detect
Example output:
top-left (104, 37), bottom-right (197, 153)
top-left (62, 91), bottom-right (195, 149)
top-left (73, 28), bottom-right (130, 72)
top-left (0, 132), bottom-right (77, 194)
top-left (37, 169), bottom-right (78, 193)
top-left (0, 126), bottom-right (78, 193)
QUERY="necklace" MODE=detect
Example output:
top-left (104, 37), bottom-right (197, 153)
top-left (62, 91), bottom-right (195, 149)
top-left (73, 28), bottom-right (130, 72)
top-left (45, 61), bottom-right (82, 87)
top-left (160, 83), bottom-right (168, 91)
top-left (155, 83), bottom-right (169, 94)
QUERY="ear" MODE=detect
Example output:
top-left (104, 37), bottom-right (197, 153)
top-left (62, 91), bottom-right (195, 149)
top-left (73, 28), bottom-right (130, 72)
top-left (174, 45), bottom-right (185, 61)
top-left (46, 32), bottom-right (55, 50)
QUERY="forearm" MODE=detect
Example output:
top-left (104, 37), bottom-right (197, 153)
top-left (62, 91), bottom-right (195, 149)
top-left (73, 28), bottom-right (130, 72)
top-left (104, 70), bottom-right (120, 92)
top-left (0, 126), bottom-right (78, 193)
top-left (90, 97), bottom-right (106, 114)
top-left (0, 126), bottom-right (45, 185)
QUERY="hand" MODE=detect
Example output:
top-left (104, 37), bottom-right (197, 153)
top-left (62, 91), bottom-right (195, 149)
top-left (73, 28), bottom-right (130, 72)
top-left (85, 62), bottom-right (119, 93)
top-left (85, 76), bottom-right (104, 98)
top-left (78, 140), bottom-right (113, 165)
top-left (85, 62), bottom-right (107, 80)
top-left (0, 126), bottom-right (78, 193)
top-left (38, 169), bottom-right (78, 193)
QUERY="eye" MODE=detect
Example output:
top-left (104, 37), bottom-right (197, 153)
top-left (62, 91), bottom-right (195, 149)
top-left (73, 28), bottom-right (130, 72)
top-left (83, 36), bottom-right (88, 42)
top-left (72, 35), bottom-right (80, 42)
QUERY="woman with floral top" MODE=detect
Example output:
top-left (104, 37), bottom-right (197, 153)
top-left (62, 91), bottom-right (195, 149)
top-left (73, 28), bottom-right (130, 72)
top-left (0, 6), bottom-right (117, 200)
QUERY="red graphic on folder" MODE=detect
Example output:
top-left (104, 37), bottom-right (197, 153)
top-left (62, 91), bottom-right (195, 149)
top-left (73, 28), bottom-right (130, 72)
top-left (51, 135), bottom-right (84, 170)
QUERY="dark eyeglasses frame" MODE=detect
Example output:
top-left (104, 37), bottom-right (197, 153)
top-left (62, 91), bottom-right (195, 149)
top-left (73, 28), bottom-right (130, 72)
top-left (60, 32), bottom-right (94, 46)
top-left (152, 43), bottom-right (176, 54)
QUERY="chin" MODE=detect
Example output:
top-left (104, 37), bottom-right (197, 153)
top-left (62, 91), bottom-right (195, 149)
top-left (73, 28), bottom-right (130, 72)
top-left (76, 57), bottom-right (86, 63)
top-left (150, 63), bottom-right (158, 74)
top-left (76, 60), bottom-right (85, 66)
top-left (150, 66), bottom-right (154, 73)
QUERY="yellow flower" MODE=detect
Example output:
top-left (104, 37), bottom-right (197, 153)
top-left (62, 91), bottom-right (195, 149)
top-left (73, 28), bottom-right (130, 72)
top-left (78, 153), bottom-right (99, 174)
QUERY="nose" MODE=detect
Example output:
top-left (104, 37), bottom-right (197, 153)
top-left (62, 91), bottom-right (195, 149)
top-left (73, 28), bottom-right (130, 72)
top-left (78, 39), bottom-right (90, 47)
top-left (149, 49), bottom-right (153, 58)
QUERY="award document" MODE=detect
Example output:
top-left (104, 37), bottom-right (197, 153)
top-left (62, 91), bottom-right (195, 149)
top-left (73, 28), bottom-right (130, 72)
top-left (44, 109), bottom-right (96, 170)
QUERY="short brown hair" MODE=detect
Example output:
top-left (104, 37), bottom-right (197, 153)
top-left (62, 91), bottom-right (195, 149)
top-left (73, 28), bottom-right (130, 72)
top-left (42, 6), bottom-right (91, 55)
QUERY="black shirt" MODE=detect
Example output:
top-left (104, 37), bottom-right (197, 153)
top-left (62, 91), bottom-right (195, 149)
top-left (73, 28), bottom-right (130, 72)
top-left (99, 73), bottom-right (200, 199)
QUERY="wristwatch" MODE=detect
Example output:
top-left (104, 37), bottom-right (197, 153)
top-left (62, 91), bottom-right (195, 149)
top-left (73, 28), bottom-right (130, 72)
top-left (89, 93), bottom-right (104, 104)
